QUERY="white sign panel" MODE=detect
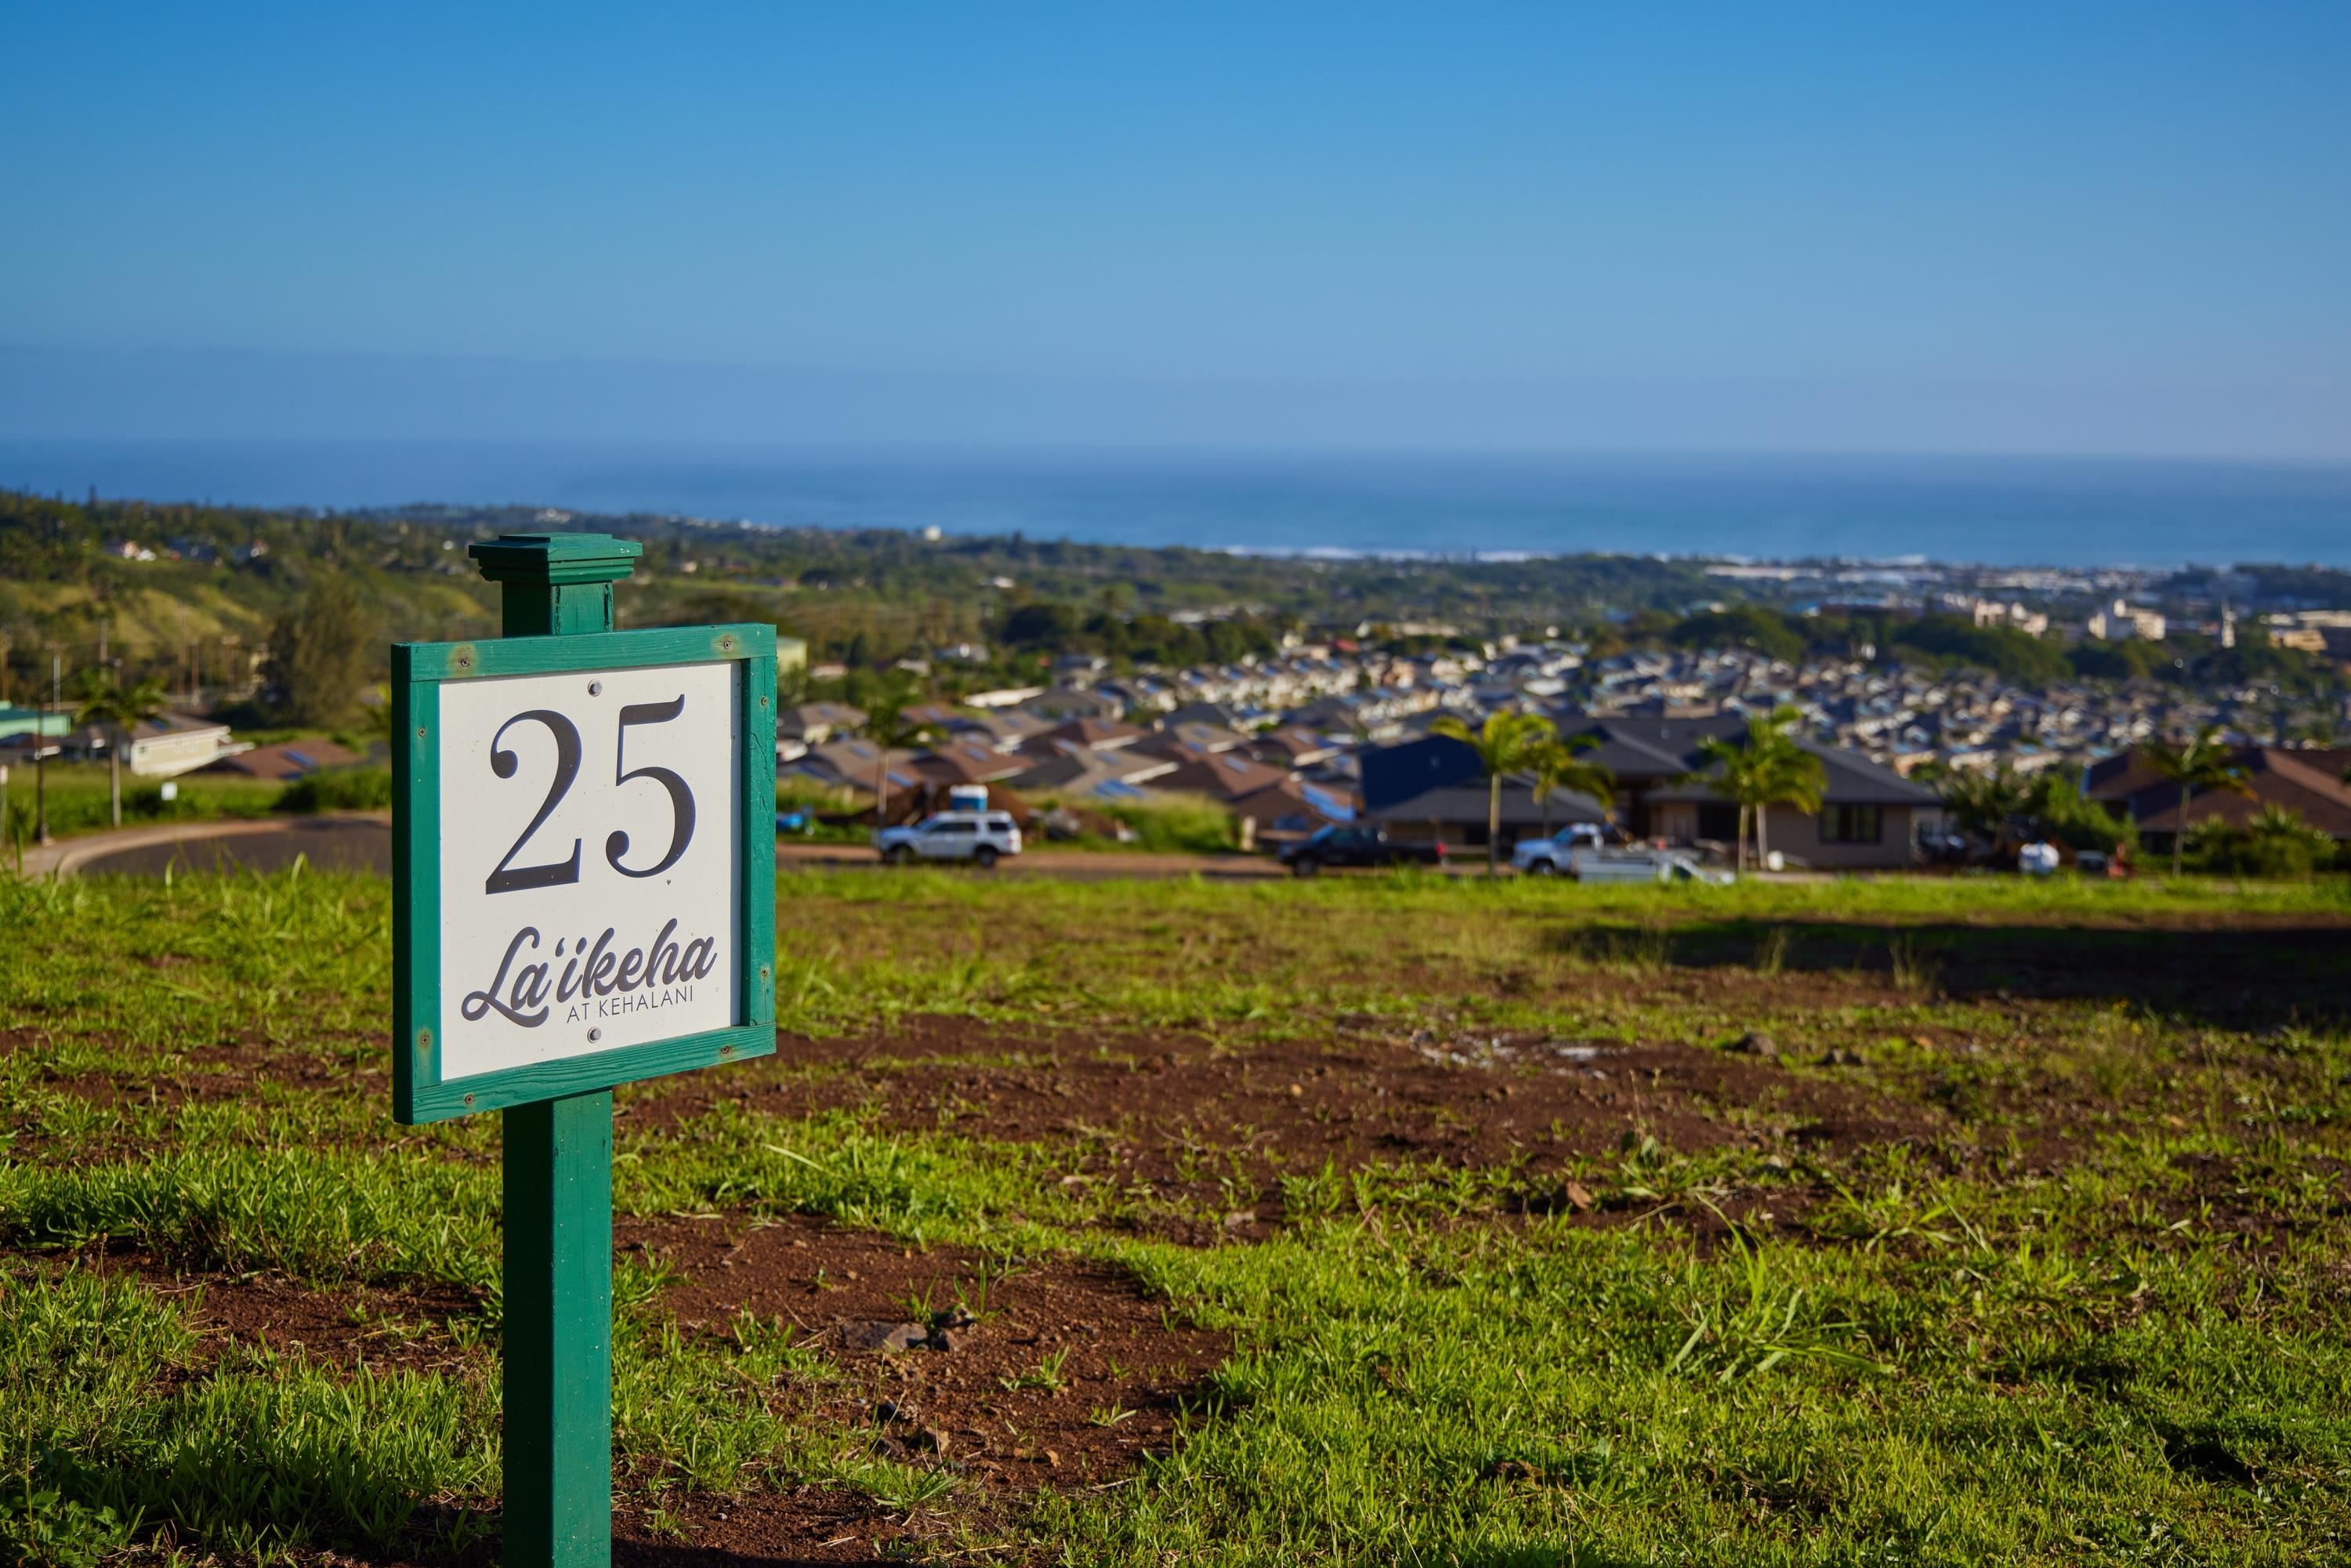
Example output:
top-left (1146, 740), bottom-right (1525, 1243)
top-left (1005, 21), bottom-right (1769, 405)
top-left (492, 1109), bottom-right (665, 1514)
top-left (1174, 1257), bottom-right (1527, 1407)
top-left (437, 660), bottom-right (742, 1081)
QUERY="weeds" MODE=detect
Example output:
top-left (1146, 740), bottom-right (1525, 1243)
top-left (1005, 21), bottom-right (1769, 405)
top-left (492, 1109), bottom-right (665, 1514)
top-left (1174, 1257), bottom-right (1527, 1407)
top-left (1667, 1206), bottom-right (1894, 1382)
top-left (1001, 1347), bottom-right (1071, 1392)
top-left (1887, 933), bottom-right (1940, 994)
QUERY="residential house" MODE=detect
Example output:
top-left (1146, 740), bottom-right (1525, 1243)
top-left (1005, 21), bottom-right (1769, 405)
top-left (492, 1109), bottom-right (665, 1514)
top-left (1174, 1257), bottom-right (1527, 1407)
top-left (909, 737), bottom-right (1032, 789)
top-left (963, 686), bottom-right (1047, 709)
top-left (1550, 712), bottom-right (1945, 868)
top-left (0, 706), bottom-right (71, 744)
top-left (784, 738), bottom-right (922, 802)
top-left (1133, 720), bottom-right (1251, 761)
top-left (1004, 743), bottom-right (1176, 797)
top-left (779, 701), bottom-right (867, 747)
top-left (1019, 686), bottom-right (1125, 722)
top-left (1248, 726), bottom-right (1339, 770)
top-left (940, 708), bottom-right (1056, 752)
top-left (1228, 775), bottom-right (1357, 845)
top-left (1358, 735), bottom-right (1610, 849)
top-left (1154, 748), bottom-right (1293, 803)
top-left (2085, 745), bottom-right (2351, 848)
top-left (118, 713), bottom-right (251, 777)
top-left (1161, 702), bottom-right (1242, 732)
top-left (1020, 718), bottom-right (1148, 755)
top-left (209, 737), bottom-right (362, 781)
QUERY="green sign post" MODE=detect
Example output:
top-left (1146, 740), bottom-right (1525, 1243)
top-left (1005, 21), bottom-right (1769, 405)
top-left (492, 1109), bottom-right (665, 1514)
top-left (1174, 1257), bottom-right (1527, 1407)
top-left (392, 534), bottom-right (776, 1565)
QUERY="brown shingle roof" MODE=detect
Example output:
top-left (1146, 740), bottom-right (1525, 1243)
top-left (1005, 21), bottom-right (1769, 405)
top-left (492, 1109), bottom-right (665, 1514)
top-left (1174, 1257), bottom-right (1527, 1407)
top-left (208, 738), bottom-right (361, 780)
top-left (2114, 746), bottom-right (2351, 838)
top-left (1156, 751), bottom-right (1292, 802)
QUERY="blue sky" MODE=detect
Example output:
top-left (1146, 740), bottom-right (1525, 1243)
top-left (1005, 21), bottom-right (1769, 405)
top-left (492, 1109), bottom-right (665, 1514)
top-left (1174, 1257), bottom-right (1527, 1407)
top-left (4, 3), bottom-right (2347, 456)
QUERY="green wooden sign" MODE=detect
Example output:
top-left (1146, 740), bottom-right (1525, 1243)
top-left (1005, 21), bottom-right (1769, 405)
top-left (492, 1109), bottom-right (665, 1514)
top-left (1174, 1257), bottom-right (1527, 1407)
top-left (390, 533), bottom-right (776, 1566)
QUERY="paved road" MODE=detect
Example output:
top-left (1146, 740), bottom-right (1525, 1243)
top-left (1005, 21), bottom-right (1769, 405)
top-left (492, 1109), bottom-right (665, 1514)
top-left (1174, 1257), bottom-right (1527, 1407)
top-left (776, 842), bottom-right (1293, 881)
top-left (58, 816), bottom-right (396, 878)
top-left (31, 818), bottom-right (1802, 884)
top-left (27, 815), bottom-right (1296, 882)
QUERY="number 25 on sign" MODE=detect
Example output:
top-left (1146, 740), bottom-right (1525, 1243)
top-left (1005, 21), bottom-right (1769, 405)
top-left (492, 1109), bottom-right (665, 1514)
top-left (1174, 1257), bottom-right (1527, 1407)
top-left (393, 536), bottom-right (776, 1568)
top-left (393, 618), bottom-right (777, 1121)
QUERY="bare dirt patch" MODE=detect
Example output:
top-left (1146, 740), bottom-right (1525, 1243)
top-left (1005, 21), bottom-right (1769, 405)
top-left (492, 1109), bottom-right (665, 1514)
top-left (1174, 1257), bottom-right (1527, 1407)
top-left (30, 1247), bottom-right (481, 1377)
top-left (611, 1487), bottom-right (919, 1566)
top-left (623, 1211), bottom-right (1229, 1493)
top-left (0, 1025), bottom-right (388, 1142)
top-left (632, 1014), bottom-right (1925, 1201)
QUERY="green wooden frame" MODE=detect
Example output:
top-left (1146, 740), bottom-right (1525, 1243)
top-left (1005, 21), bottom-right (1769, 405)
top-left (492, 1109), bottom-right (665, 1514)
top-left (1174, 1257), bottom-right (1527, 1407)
top-left (391, 623), bottom-right (777, 1124)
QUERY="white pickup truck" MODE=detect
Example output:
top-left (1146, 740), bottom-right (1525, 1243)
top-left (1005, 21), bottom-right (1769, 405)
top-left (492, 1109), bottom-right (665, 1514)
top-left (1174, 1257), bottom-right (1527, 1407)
top-left (1568, 849), bottom-right (1734, 885)
top-left (1514, 831), bottom-right (1734, 885)
top-left (1508, 824), bottom-right (1609, 876)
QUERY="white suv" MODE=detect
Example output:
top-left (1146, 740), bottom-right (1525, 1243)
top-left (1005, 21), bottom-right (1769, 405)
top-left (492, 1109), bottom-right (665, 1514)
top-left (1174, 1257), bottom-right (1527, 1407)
top-left (874, 810), bottom-right (1023, 867)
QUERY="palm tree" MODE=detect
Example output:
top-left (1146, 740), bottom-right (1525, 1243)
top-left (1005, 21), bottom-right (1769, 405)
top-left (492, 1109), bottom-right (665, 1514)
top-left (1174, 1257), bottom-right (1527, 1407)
top-left (73, 672), bottom-right (171, 828)
top-left (2141, 726), bottom-right (2251, 878)
top-left (1691, 705), bottom-right (1827, 874)
top-left (1527, 732), bottom-right (1614, 838)
top-left (1430, 710), bottom-right (1559, 875)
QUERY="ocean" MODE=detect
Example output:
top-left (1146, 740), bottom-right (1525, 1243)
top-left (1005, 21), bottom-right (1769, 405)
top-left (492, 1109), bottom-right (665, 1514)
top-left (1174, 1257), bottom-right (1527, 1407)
top-left (4, 442), bottom-right (2348, 568)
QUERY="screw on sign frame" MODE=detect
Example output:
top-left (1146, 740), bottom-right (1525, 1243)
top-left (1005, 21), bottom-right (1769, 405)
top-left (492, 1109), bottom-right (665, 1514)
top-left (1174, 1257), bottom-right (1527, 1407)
top-left (392, 533), bottom-right (776, 1566)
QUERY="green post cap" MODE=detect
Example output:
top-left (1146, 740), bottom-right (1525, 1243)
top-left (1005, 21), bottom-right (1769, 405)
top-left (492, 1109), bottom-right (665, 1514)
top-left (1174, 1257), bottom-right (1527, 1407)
top-left (469, 532), bottom-right (644, 586)
top-left (469, 534), bottom-right (643, 637)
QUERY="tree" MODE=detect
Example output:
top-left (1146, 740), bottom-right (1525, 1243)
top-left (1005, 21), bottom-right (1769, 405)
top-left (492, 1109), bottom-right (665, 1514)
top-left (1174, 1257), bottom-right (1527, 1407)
top-left (356, 683), bottom-right (397, 749)
top-left (1668, 606), bottom-right (1806, 664)
top-left (1527, 733), bottom-right (1614, 838)
top-left (1927, 762), bottom-right (2031, 845)
top-left (72, 672), bottom-right (169, 828)
top-left (1429, 710), bottom-right (1559, 876)
top-left (864, 686), bottom-right (936, 827)
top-left (264, 577), bottom-right (379, 726)
top-left (2140, 726), bottom-right (2251, 878)
top-left (1691, 705), bottom-right (1828, 874)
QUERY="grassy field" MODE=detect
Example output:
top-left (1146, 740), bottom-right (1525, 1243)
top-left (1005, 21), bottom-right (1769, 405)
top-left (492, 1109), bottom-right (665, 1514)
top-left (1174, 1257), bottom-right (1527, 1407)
top-left (2, 868), bottom-right (2347, 1564)
top-left (2, 763), bottom-right (287, 852)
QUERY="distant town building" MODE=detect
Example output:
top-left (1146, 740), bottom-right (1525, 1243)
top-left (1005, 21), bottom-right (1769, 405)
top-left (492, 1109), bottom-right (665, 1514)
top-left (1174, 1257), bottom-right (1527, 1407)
top-left (2085, 599), bottom-right (2166, 641)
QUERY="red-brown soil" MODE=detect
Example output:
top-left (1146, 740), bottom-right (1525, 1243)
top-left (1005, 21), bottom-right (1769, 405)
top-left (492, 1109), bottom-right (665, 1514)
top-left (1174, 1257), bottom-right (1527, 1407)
top-left (623, 1210), bottom-right (1229, 1491)
top-left (611, 1487), bottom-right (907, 1566)
top-left (630, 1013), bottom-right (1922, 1206)
top-left (29, 1246), bottom-right (482, 1378)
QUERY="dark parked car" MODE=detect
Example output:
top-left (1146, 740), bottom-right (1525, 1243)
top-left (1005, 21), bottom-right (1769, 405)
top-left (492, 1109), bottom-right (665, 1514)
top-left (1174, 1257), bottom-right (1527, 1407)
top-left (1278, 824), bottom-right (1450, 876)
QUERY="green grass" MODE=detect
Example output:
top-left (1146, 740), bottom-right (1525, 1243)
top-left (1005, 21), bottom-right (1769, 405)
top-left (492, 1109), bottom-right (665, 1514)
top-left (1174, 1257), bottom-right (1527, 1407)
top-left (1012, 791), bottom-right (1242, 854)
top-left (2, 763), bottom-right (284, 850)
top-left (0, 867), bottom-right (2346, 1563)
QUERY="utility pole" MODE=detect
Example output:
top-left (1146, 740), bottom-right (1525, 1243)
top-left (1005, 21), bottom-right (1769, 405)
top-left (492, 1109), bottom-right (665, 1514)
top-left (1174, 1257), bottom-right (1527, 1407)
top-left (36, 649), bottom-right (58, 846)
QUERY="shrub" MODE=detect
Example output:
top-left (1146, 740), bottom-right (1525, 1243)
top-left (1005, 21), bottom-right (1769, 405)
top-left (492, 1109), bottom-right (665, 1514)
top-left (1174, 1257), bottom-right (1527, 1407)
top-left (2184, 806), bottom-right (2333, 879)
top-left (274, 767), bottom-right (393, 813)
top-left (1096, 795), bottom-right (1236, 854)
top-left (2023, 776), bottom-right (2131, 854)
